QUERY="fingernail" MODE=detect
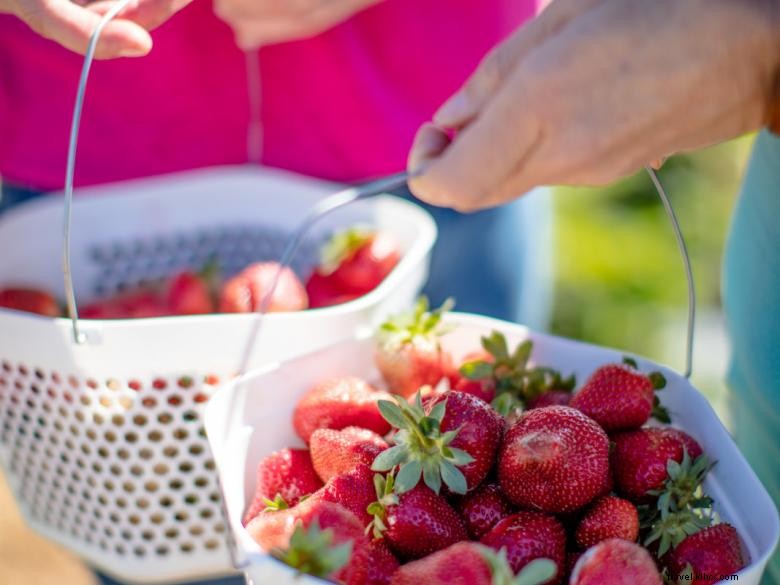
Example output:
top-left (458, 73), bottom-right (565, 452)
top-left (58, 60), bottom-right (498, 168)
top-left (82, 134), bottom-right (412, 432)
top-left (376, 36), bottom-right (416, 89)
top-left (434, 93), bottom-right (474, 127)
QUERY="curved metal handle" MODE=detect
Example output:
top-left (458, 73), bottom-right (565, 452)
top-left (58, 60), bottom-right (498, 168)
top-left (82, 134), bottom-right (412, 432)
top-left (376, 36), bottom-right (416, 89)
top-left (645, 166), bottom-right (696, 378)
top-left (62, 0), bottom-right (138, 344)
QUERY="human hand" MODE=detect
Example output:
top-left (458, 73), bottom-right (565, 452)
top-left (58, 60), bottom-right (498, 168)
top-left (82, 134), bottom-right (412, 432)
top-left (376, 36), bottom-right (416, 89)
top-left (0, 0), bottom-right (191, 58)
top-left (214, 0), bottom-right (382, 49)
top-left (408, 0), bottom-right (780, 211)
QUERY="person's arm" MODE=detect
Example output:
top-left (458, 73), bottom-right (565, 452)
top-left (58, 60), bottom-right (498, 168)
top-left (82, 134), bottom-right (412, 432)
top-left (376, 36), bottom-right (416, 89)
top-left (408, 0), bottom-right (780, 212)
top-left (213, 0), bottom-right (383, 49)
top-left (0, 0), bottom-right (191, 58)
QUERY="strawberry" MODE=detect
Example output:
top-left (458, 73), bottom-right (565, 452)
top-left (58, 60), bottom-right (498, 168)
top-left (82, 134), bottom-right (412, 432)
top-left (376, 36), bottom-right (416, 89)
top-left (458, 483), bottom-right (515, 539)
top-left (526, 390), bottom-right (572, 410)
top-left (82, 289), bottom-right (168, 319)
top-left (481, 511), bottom-right (566, 583)
top-left (321, 464), bottom-right (379, 527)
top-left (371, 390), bottom-right (503, 494)
top-left (497, 406), bottom-right (610, 513)
top-left (456, 332), bottom-right (575, 416)
top-left (368, 473), bottom-right (467, 560)
top-left (165, 265), bottom-right (216, 315)
top-left (319, 228), bottom-right (401, 295)
top-left (310, 426), bottom-right (388, 482)
top-left (219, 261), bottom-right (308, 313)
top-left (365, 540), bottom-right (400, 585)
top-left (305, 271), bottom-right (360, 309)
top-left (452, 349), bottom-right (497, 403)
top-left (570, 358), bottom-right (669, 432)
top-left (0, 287), bottom-right (60, 317)
top-left (246, 498), bottom-right (369, 585)
top-left (574, 496), bottom-right (639, 549)
top-left (663, 524), bottom-right (746, 583)
top-left (293, 377), bottom-right (392, 443)
top-left (375, 296), bottom-right (455, 398)
top-left (611, 427), bottom-right (703, 503)
top-left (391, 541), bottom-right (557, 585)
top-left (570, 538), bottom-right (662, 585)
top-left (243, 448), bottom-right (323, 524)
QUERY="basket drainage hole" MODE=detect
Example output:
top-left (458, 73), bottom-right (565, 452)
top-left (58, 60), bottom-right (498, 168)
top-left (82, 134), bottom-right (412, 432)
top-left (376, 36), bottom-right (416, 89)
top-left (164, 528), bottom-right (179, 539)
top-left (157, 413), bottom-right (173, 424)
top-left (174, 511), bottom-right (188, 522)
top-left (151, 513), bottom-right (165, 525)
top-left (180, 543), bottom-right (194, 553)
top-left (139, 448), bottom-right (153, 460)
top-left (155, 546), bottom-right (170, 556)
top-left (163, 446), bottom-right (178, 458)
top-left (204, 540), bottom-right (219, 551)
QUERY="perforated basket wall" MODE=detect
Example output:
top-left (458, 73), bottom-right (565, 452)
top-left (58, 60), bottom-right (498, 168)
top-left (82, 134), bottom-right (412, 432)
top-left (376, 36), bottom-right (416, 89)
top-left (0, 167), bottom-right (436, 584)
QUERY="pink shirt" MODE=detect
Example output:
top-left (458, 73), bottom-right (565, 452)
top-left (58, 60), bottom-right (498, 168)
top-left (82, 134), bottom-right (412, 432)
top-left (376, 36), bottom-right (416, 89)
top-left (0, 0), bottom-right (535, 190)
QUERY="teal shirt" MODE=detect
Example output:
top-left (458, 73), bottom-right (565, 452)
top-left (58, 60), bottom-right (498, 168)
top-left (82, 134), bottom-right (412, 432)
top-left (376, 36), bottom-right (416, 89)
top-left (723, 130), bottom-right (780, 585)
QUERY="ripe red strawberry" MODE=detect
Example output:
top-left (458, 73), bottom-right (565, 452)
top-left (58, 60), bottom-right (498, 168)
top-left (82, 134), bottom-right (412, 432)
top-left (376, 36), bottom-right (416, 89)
top-left (219, 262), bottom-right (308, 313)
top-left (456, 332), bottom-right (575, 416)
top-left (375, 297), bottom-right (455, 398)
top-left (0, 287), bottom-right (60, 317)
top-left (293, 377), bottom-right (392, 443)
top-left (165, 269), bottom-right (214, 315)
top-left (497, 406), bottom-right (610, 513)
top-left (481, 511), bottom-right (566, 582)
top-left (372, 390), bottom-right (502, 494)
top-left (321, 464), bottom-right (378, 527)
top-left (570, 538), bottom-right (662, 585)
top-left (310, 426), bottom-right (388, 482)
top-left (319, 228), bottom-right (401, 295)
top-left (365, 540), bottom-right (400, 585)
top-left (368, 474), bottom-right (467, 560)
top-left (611, 427), bottom-right (703, 502)
top-left (391, 542), bottom-right (558, 585)
top-left (526, 390), bottom-right (572, 410)
top-left (426, 390), bottom-right (505, 491)
top-left (390, 541), bottom-right (491, 585)
top-left (663, 524), bottom-right (746, 583)
top-left (458, 483), bottom-right (514, 539)
top-left (574, 496), bottom-right (639, 549)
top-left (246, 498), bottom-right (369, 585)
top-left (305, 271), bottom-right (360, 308)
top-left (452, 349), bottom-right (496, 403)
top-left (570, 359), bottom-right (669, 432)
top-left (82, 289), bottom-right (170, 319)
top-left (243, 448), bottom-right (323, 524)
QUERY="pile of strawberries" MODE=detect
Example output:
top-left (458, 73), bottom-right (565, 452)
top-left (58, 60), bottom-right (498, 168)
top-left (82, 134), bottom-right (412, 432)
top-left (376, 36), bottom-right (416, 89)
top-left (0, 227), bottom-right (399, 318)
top-left (242, 299), bottom-right (748, 585)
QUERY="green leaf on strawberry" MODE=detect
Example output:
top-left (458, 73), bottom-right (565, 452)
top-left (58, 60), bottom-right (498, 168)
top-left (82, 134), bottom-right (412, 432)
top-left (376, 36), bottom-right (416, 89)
top-left (480, 545), bottom-right (557, 585)
top-left (371, 392), bottom-right (474, 495)
top-left (461, 331), bottom-right (575, 416)
top-left (272, 519), bottom-right (352, 579)
top-left (378, 296), bottom-right (456, 347)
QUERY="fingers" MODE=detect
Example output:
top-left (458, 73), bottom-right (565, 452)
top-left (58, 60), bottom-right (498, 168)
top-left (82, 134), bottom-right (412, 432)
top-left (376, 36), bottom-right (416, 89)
top-left (23, 0), bottom-right (152, 58)
top-left (433, 0), bottom-right (603, 130)
top-left (410, 75), bottom-right (544, 212)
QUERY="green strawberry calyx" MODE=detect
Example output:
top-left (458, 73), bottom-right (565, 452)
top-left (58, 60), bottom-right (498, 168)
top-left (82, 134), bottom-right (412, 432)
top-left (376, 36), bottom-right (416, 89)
top-left (377, 296), bottom-right (456, 349)
top-left (263, 493), bottom-right (290, 512)
top-left (480, 546), bottom-right (558, 585)
top-left (460, 331), bottom-right (576, 416)
top-left (319, 227), bottom-right (374, 275)
top-left (366, 472), bottom-right (399, 539)
top-left (271, 519), bottom-right (352, 579)
top-left (371, 391), bottom-right (474, 495)
top-left (642, 449), bottom-right (718, 557)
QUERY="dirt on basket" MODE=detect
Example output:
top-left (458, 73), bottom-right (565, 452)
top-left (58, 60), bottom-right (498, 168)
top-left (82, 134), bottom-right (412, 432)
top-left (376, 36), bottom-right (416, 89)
top-left (0, 471), bottom-right (96, 585)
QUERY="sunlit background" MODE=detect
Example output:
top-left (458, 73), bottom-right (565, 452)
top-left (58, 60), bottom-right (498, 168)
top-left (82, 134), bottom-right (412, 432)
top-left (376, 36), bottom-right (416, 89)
top-left (551, 137), bottom-right (752, 429)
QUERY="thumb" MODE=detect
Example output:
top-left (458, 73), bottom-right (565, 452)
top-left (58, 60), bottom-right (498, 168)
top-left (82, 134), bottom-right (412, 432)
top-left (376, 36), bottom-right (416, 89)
top-left (434, 0), bottom-right (603, 129)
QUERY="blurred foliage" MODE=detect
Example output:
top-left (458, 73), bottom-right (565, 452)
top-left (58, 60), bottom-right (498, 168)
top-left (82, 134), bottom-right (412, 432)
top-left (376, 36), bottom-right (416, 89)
top-left (550, 137), bottom-right (753, 363)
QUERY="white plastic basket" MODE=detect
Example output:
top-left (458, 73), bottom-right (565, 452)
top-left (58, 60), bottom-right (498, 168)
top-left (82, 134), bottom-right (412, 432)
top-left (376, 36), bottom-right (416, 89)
top-left (0, 166), bottom-right (436, 584)
top-left (205, 313), bottom-right (780, 585)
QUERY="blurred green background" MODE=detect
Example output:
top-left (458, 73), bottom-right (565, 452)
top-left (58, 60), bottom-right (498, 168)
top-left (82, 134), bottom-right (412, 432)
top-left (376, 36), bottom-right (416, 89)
top-left (549, 137), bottom-right (754, 429)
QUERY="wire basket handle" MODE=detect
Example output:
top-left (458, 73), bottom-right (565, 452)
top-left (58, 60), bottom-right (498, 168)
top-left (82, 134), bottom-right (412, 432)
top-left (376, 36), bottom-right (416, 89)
top-left (644, 166), bottom-right (696, 379)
